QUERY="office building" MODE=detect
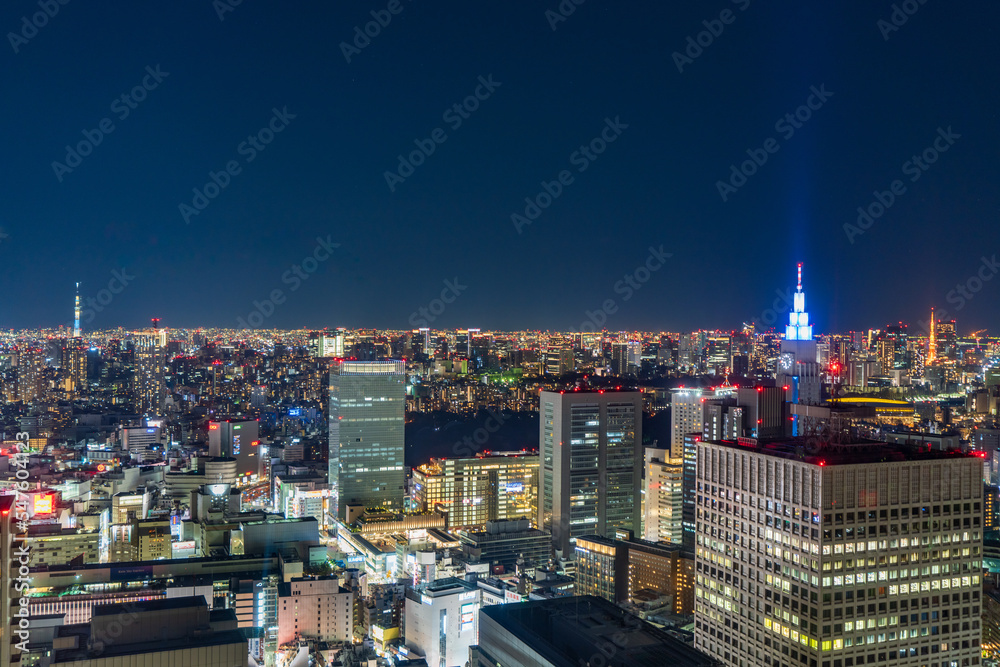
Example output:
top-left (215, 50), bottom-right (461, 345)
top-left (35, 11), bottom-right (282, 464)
top-left (644, 446), bottom-right (684, 545)
top-left (404, 577), bottom-right (482, 667)
top-left (411, 452), bottom-right (538, 530)
top-left (208, 418), bottom-right (260, 478)
top-left (671, 386), bottom-right (738, 459)
top-left (474, 596), bottom-right (720, 667)
top-left (276, 576), bottom-right (353, 646)
top-left (736, 385), bottom-right (785, 439)
top-left (328, 359), bottom-right (406, 522)
top-left (576, 534), bottom-right (694, 614)
top-left (458, 518), bottom-right (552, 573)
top-left (539, 388), bottom-right (642, 554)
top-left (694, 436), bottom-right (983, 667)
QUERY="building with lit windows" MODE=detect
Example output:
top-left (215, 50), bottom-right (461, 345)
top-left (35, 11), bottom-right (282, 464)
top-left (411, 452), bottom-right (538, 530)
top-left (458, 518), bottom-right (551, 573)
top-left (694, 436), bottom-right (983, 667)
top-left (208, 418), bottom-right (260, 479)
top-left (404, 577), bottom-right (481, 667)
top-left (539, 388), bottom-right (642, 555)
top-left (644, 447), bottom-right (684, 545)
top-left (276, 576), bottom-right (353, 646)
top-left (328, 360), bottom-right (406, 522)
top-left (576, 534), bottom-right (694, 614)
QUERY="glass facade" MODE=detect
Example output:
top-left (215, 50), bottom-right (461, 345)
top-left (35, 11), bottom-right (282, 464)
top-left (329, 360), bottom-right (405, 521)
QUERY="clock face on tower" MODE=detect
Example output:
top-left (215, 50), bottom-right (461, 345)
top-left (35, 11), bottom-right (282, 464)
top-left (779, 353), bottom-right (794, 373)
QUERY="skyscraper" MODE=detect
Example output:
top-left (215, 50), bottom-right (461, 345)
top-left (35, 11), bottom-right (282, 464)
top-left (539, 388), bottom-right (642, 555)
top-left (328, 359), bottom-right (405, 523)
top-left (694, 436), bottom-right (983, 667)
top-left (778, 264), bottom-right (821, 434)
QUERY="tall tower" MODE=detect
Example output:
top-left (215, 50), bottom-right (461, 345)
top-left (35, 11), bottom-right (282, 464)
top-left (73, 282), bottom-right (81, 338)
top-left (927, 307), bottom-right (937, 364)
top-left (328, 360), bottom-right (405, 523)
top-left (779, 263), bottom-right (821, 434)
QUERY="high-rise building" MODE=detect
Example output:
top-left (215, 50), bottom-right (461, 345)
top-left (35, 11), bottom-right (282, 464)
top-left (778, 264), bottom-right (822, 434)
top-left (670, 386), bottom-right (738, 459)
top-left (328, 359), bottom-right (405, 522)
top-left (133, 328), bottom-right (165, 416)
top-left (694, 436), bottom-right (983, 667)
top-left (936, 318), bottom-right (957, 359)
top-left (411, 452), bottom-right (538, 530)
top-left (644, 447), bottom-right (684, 545)
top-left (539, 388), bottom-right (642, 555)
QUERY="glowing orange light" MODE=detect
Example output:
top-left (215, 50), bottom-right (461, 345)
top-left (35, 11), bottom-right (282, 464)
top-left (34, 494), bottom-right (53, 514)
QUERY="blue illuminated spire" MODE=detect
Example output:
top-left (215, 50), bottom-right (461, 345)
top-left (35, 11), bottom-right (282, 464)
top-left (785, 263), bottom-right (813, 341)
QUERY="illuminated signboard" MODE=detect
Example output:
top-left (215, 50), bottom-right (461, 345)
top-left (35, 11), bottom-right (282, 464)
top-left (233, 435), bottom-right (240, 455)
top-left (505, 482), bottom-right (524, 493)
top-left (34, 495), bottom-right (53, 514)
top-left (208, 424), bottom-right (219, 431)
top-left (173, 540), bottom-right (196, 550)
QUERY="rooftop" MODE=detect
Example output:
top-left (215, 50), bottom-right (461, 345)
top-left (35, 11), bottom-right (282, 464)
top-left (479, 596), bottom-right (719, 667)
top-left (706, 437), bottom-right (978, 466)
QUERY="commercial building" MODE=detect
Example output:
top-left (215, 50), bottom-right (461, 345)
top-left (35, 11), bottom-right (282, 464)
top-left (411, 452), bottom-right (538, 530)
top-left (474, 596), bottom-right (720, 667)
top-left (694, 437), bottom-right (983, 667)
top-left (539, 388), bottom-right (642, 554)
top-left (404, 577), bottom-right (482, 667)
top-left (276, 576), bottom-right (353, 646)
top-left (329, 359), bottom-right (406, 522)
top-left (208, 418), bottom-right (260, 478)
top-left (50, 596), bottom-right (248, 666)
top-left (458, 518), bottom-right (551, 573)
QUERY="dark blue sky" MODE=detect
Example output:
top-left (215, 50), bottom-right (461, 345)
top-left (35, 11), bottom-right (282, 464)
top-left (3, 1), bottom-right (998, 334)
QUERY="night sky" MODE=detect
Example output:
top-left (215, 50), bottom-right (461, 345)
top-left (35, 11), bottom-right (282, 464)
top-left (3, 2), bottom-right (998, 334)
